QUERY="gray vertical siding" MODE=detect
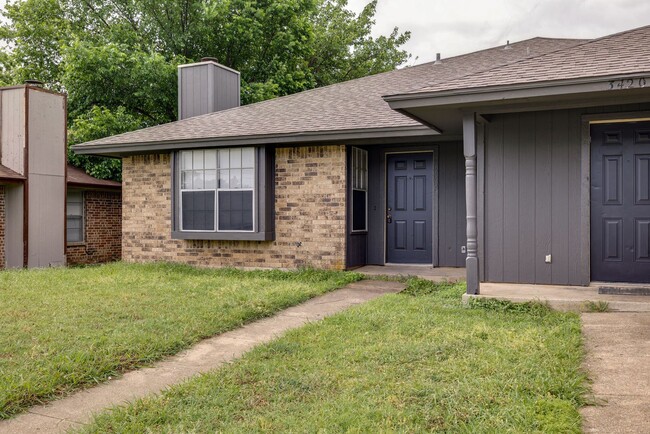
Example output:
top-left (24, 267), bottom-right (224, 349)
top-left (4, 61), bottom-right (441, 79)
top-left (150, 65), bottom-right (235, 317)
top-left (438, 142), bottom-right (467, 267)
top-left (178, 62), bottom-right (240, 120)
top-left (364, 142), bottom-right (466, 267)
top-left (366, 147), bottom-right (384, 265)
top-left (483, 110), bottom-right (583, 285)
top-left (4, 184), bottom-right (24, 268)
top-left (1, 88), bottom-right (26, 174)
top-left (27, 89), bottom-right (66, 267)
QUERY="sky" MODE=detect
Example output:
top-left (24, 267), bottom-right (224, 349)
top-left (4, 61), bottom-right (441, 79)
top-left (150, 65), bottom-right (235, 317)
top-left (346, 0), bottom-right (650, 65)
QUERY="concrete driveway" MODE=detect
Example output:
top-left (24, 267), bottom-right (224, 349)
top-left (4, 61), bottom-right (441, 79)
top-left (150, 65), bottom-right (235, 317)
top-left (581, 312), bottom-right (650, 433)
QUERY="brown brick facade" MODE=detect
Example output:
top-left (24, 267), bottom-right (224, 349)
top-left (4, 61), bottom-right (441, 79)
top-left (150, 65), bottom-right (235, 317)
top-left (122, 145), bottom-right (347, 269)
top-left (66, 190), bottom-right (122, 265)
top-left (0, 186), bottom-right (5, 269)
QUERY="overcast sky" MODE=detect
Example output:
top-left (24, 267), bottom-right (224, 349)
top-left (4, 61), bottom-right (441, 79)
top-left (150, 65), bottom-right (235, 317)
top-left (347, 0), bottom-right (650, 64)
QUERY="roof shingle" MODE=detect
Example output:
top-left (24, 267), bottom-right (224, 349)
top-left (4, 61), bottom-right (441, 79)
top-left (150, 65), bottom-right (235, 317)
top-left (67, 165), bottom-right (121, 188)
top-left (0, 164), bottom-right (25, 182)
top-left (404, 25), bottom-right (650, 96)
top-left (74, 37), bottom-right (583, 151)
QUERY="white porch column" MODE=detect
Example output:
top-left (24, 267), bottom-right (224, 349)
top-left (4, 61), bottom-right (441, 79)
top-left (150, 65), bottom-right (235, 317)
top-left (463, 113), bottom-right (480, 294)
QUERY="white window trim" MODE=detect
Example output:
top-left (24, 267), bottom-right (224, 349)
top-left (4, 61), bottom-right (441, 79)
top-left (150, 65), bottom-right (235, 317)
top-left (66, 190), bottom-right (85, 244)
top-left (178, 148), bottom-right (257, 233)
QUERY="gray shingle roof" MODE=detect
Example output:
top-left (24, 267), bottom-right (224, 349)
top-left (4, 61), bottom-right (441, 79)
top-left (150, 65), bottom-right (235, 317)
top-left (401, 25), bottom-right (650, 96)
top-left (67, 165), bottom-right (121, 188)
top-left (0, 164), bottom-right (24, 182)
top-left (73, 37), bottom-right (583, 153)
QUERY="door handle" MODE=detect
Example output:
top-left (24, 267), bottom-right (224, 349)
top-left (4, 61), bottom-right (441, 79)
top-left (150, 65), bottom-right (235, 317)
top-left (386, 214), bottom-right (392, 224)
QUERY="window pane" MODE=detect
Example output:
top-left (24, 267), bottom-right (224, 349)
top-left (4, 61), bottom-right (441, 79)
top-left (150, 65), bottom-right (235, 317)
top-left (219, 149), bottom-right (230, 169)
top-left (218, 170), bottom-right (230, 189)
top-left (192, 170), bottom-right (204, 189)
top-left (230, 148), bottom-right (242, 169)
top-left (182, 191), bottom-right (215, 231)
top-left (230, 169), bottom-right (241, 189)
top-left (242, 148), bottom-right (254, 168)
top-left (181, 171), bottom-right (192, 189)
top-left (182, 151), bottom-right (193, 170)
top-left (204, 149), bottom-right (217, 169)
top-left (193, 150), bottom-right (204, 169)
top-left (352, 190), bottom-right (367, 231)
top-left (67, 216), bottom-right (83, 242)
top-left (242, 169), bottom-right (255, 188)
top-left (67, 202), bottom-right (83, 216)
top-left (205, 170), bottom-right (217, 189)
top-left (218, 191), bottom-right (253, 231)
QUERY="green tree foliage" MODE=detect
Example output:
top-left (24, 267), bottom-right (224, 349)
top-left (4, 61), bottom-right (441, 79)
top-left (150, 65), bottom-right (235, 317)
top-left (1, 0), bottom-right (410, 180)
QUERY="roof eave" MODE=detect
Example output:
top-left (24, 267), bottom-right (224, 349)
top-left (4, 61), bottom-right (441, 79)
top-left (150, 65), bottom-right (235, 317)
top-left (384, 72), bottom-right (650, 110)
top-left (67, 181), bottom-right (121, 190)
top-left (72, 125), bottom-right (440, 157)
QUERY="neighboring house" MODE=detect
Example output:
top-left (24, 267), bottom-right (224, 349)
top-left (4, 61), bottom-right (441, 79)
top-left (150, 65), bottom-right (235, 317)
top-left (0, 84), bottom-right (122, 269)
top-left (66, 165), bottom-right (122, 266)
top-left (73, 25), bottom-right (650, 292)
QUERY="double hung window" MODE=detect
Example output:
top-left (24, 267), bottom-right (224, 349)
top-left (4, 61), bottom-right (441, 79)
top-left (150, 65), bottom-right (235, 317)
top-left (66, 190), bottom-right (84, 243)
top-left (351, 147), bottom-right (368, 232)
top-left (179, 147), bottom-right (255, 232)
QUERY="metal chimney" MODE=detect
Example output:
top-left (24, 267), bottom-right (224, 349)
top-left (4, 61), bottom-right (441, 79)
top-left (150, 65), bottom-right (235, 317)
top-left (177, 59), bottom-right (241, 120)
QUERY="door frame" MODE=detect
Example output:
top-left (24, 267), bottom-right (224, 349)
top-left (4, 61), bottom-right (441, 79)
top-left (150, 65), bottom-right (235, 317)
top-left (384, 149), bottom-right (439, 266)
top-left (582, 111), bottom-right (650, 283)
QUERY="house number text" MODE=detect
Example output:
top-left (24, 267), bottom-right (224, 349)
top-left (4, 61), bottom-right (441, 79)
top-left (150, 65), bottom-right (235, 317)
top-left (608, 77), bottom-right (647, 90)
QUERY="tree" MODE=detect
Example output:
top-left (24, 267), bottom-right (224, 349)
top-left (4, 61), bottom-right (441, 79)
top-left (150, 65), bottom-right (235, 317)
top-left (1, 0), bottom-right (411, 180)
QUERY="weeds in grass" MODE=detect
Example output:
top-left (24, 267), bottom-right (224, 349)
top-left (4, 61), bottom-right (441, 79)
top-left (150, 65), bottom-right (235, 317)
top-left (401, 278), bottom-right (459, 297)
top-left (584, 300), bottom-right (610, 312)
top-left (80, 277), bottom-right (588, 433)
top-left (0, 262), bottom-right (360, 419)
top-left (467, 296), bottom-right (553, 316)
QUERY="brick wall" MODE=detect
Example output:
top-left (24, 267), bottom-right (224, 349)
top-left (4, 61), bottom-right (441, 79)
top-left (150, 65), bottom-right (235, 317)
top-left (122, 145), bottom-right (347, 269)
top-left (0, 186), bottom-right (4, 269)
top-left (66, 190), bottom-right (122, 265)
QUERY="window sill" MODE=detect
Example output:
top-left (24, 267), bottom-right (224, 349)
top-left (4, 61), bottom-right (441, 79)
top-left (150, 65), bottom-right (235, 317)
top-left (67, 242), bottom-right (86, 247)
top-left (171, 231), bottom-right (275, 241)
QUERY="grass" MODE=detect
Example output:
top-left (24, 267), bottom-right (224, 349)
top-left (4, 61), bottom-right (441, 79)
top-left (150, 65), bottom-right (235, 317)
top-left (584, 300), bottom-right (610, 312)
top-left (0, 262), bottom-right (361, 419)
top-left (81, 279), bottom-right (588, 433)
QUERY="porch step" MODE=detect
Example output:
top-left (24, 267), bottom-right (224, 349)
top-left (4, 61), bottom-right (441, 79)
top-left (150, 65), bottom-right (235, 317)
top-left (463, 283), bottom-right (650, 313)
top-left (598, 286), bottom-right (650, 296)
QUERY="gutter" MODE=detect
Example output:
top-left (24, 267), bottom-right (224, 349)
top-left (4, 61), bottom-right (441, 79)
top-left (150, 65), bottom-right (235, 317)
top-left (72, 125), bottom-right (440, 157)
top-left (384, 72), bottom-right (650, 110)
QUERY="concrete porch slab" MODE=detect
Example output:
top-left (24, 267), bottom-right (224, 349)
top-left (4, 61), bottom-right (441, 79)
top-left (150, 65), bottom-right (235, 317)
top-left (356, 265), bottom-right (465, 282)
top-left (463, 283), bottom-right (650, 312)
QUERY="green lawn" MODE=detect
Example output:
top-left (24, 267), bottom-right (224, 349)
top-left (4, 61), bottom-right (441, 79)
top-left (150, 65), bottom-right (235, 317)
top-left (81, 280), bottom-right (588, 433)
top-left (0, 262), bottom-right (361, 419)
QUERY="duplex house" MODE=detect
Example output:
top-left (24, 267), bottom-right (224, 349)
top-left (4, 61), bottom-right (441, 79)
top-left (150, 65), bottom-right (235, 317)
top-left (0, 85), bottom-right (121, 268)
top-left (73, 25), bottom-right (650, 293)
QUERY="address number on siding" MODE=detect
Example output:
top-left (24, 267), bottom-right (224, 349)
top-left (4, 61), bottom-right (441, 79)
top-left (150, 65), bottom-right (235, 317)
top-left (608, 77), bottom-right (647, 90)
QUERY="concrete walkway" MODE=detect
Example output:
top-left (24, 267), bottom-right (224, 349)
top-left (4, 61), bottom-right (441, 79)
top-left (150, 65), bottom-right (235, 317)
top-left (0, 280), bottom-right (404, 434)
top-left (581, 312), bottom-right (650, 433)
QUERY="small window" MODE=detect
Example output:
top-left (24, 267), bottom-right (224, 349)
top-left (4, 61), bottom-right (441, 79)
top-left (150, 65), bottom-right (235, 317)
top-left (66, 190), bottom-right (84, 243)
top-left (179, 148), bottom-right (255, 232)
top-left (352, 147), bottom-right (368, 232)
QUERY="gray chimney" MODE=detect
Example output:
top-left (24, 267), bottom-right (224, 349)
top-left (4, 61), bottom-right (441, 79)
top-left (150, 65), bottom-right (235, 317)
top-left (177, 58), bottom-right (240, 120)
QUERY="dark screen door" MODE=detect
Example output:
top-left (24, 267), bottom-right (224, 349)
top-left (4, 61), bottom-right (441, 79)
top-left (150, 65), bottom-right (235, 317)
top-left (386, 153), bottom-right (433, 264)
top-left (591, 121), bottom-right (650, 283)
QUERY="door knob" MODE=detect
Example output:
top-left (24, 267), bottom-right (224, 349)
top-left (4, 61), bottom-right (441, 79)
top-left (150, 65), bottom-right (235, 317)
top-left (387, 214), bottom-right (392, 224)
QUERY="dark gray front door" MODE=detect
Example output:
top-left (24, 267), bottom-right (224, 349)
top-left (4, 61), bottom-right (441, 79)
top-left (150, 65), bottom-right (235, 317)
top-left (591, 122), bottom-right (650, 283)
top-left (387, 153), bottom-right (433, 264)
